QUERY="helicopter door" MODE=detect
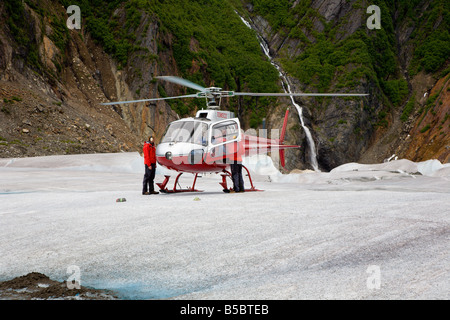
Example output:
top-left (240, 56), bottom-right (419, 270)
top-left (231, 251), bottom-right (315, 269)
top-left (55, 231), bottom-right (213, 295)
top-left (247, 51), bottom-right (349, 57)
top-left (206, 119), bottom-right (241, 164)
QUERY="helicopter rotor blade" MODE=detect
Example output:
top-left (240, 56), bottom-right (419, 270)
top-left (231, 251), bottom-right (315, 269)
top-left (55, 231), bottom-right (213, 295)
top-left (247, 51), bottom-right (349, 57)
top-left (156, 76), bottom-right (206, 92)
top-left (100, 94), bottom-right (199, 106)
top-left (233, 92), bottom-right (369, 97)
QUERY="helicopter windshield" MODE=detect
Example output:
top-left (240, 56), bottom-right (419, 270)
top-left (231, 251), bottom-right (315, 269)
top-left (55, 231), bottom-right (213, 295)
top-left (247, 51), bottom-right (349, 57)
top-left (161, 121), bottom-right (208, 146)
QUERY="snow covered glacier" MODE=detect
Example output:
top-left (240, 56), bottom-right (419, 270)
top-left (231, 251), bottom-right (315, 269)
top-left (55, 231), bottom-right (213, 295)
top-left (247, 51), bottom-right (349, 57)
top-left (0, 153), bottom-right (449, 299)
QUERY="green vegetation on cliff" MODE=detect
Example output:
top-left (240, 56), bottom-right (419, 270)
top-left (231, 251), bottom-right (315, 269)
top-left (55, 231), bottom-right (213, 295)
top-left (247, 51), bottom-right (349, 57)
top-left (3, 0), bottom-right (280, 125)
top-left (408, 0), bottom-right (450, 74)
top-left (150, 0), bottom-right (280, 125)
top-left (56, 0), bottom-right (280, 125)
top-left (3, 0), bottom-right (448, 127)
top-left (3, 0), bottom-right (40, 68)
top-left (241, 0), bottom-right (449, 111)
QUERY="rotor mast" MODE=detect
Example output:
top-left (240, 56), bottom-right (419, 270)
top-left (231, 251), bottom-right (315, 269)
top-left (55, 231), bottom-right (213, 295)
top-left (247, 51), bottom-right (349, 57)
top-left (196, 87), bottom-right (234, 109)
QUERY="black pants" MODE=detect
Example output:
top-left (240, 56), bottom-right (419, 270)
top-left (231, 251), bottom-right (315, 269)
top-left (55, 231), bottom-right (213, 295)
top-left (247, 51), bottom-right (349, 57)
top-left (143, 163), bottom-right (156, 193)
top-left (230, 162), bottom-right (245, 192)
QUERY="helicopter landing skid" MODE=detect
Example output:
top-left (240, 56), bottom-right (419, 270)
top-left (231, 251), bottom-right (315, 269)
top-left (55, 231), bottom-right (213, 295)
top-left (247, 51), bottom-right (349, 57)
top-left (220, 166), bottom-right (262, 192)
top-left (157, 173), bottom-right (203, 193)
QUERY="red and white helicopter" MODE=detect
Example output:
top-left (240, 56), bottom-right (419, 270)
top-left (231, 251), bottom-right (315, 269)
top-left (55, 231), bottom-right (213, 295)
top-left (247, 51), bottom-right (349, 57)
top-left (102, 76), bottom-right (367, 193)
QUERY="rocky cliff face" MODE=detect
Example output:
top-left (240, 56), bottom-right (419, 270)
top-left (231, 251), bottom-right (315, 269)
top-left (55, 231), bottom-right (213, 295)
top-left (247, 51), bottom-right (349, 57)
top-left (398, 75), bottom-right (449, 163)
top-left (1, 0), bottom-right (448, 169)
top-left (0, 0), bottom-right (177, 158)
top-left (0, 0), bottom-right (279, 160)
top-left (239, 0), bottom-right (449, 170)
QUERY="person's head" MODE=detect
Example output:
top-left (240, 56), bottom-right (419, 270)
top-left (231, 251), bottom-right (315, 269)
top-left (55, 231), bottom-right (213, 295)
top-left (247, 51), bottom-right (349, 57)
top-left (148, 136), bottom-right (154, 144)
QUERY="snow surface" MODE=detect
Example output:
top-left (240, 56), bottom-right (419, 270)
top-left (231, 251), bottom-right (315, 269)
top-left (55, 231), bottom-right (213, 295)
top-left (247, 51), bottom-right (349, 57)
top-left (0, 152), bottom-right (449, 299)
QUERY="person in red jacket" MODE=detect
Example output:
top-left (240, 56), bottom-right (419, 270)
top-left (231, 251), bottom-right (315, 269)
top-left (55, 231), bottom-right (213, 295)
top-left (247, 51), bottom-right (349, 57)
top-left (142, 136), bottom-right (159, 195)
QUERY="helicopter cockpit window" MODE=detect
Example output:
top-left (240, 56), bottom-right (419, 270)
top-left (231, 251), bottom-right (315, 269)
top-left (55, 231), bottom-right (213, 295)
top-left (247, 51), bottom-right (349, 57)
top-left (211, 120), bottom-right (239, 145)
top-left (161, 121), bottom-right (208, 146)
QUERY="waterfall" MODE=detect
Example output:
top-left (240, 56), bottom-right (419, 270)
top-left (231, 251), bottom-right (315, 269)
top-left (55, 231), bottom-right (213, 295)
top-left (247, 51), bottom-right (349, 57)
top-left (236, 12), bottom-right (319, 171)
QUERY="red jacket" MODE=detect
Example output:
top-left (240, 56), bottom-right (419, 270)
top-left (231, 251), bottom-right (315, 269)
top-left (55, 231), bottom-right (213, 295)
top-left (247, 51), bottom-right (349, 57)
top-left (143, 142), bottom-right (156, 166)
